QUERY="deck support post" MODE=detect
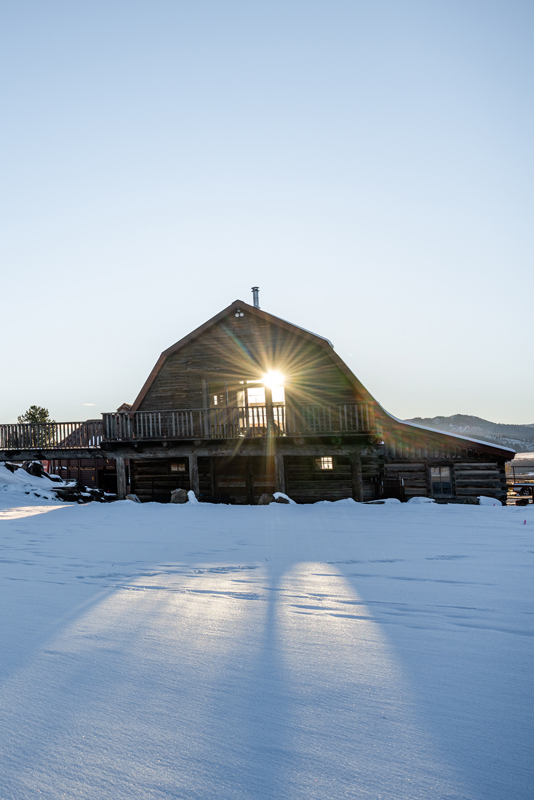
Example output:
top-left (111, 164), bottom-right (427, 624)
top-left (189, 453), bottom-right (200, 498)
top-left (201, 379), bottom-right (210, 437)
top-left (274, 452), bottom-right (285, 494)
top-left (116, 456), bottom-right (127, 499)
top-left (350, 450), bottom-right (364, 502)
top-left (265, 387), bottom-right (274, 438)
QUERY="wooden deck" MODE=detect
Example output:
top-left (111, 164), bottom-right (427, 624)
top-left (103, 403), bottom-right (374, 442)
top-left (0, 404), bottom-right (374, 455)
top-left (0, 421), bottom-right (104, 452)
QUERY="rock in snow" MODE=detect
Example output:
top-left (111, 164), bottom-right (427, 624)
top-left (170, 488), bottom-right (188, 504)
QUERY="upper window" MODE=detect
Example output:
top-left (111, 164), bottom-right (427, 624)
top-left (316, 457), bottom-right (333, 471)
top-left (247, 387), bottom-right (265, 405)
top-left (271, 385), bottom-right (285, 403)
top-left (430, 466), bottom-right (452, 495)
top-left (236, 385), bottom-right (286, 406)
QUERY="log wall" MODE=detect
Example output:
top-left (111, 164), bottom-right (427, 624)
top-left (131, 459), bottom-right (190, 503)
top-left (384, 460), bottom-right (507, 502)
top-left (285, 453), bottom-right (382, 503)
top-left (384, 463), bottom-right (429, 500)
top-left (46, 458), bottom-right (117, 491)
top-left (382, 424), bottom-right (509, 502)
top-left (453, 462), bottom-right (507, 502)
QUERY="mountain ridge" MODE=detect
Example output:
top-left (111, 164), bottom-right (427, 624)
top-left (404, 414), bottom-right (534, 454)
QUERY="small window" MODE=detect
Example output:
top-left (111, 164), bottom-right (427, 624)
top-left (213, 395), bottom-right (218, 406)
top-left (430, 466), bottom-right (452, 495)
top-left (315, 457), bottom-right (333, 471)
top-left (170, 462), bottom-right (186, 473)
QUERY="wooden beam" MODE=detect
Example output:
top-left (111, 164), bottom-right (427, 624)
top-left (0, 448), bottom-right (105, 461)
top-left (189, 453), bottom-right (200, 498)
top-left (350, 451), bottom-right (364, 502)
top-left (265, 386), bottom-right (274, 438)
top-left (106, 441), bottom-right (382, 460)
top-left (116, 456), bottom-right (127, 499)
top-left (274, 452), bottom-right (286, 494)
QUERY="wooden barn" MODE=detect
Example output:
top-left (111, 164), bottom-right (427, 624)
top-left (102, 294), bottom-right (514, 504)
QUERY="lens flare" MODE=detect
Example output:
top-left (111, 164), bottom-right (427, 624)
top-left (263, 370), bottom-right (284, 388)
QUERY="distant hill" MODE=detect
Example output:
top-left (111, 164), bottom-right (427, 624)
top-left (404, 414), bottom-right (534, 453)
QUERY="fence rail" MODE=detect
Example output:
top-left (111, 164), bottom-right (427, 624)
top-left (0, 421), bottom-right (104, 451)
top-left (103, 403), bottom-right (374, 441)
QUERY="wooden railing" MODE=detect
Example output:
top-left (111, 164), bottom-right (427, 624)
top-left (0, 420), bottom-right (104, 451)
top-left (102, 403), bottom-right (374, 441)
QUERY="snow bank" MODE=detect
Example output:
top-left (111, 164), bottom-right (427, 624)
top-left (273, 491), bottom-right (296, 504)
top-left (365, 497), bottom-right (402, 505)
top-left (0, 463), bottom-right (62, 506)
top-left (0, 464), bottom-right (56, 488)
top-left (407, 496), bottom-right (436, 504)
top-left (478, 496), bottom-right (503, 506)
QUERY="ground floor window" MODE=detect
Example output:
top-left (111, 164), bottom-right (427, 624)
top-left (315, 456), bottom-right (333, 471)
top-left (430, 466), bottom-right (452, 495)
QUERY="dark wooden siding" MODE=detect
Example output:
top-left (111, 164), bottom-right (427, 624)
top-left (131, 459), bottom-right (190, 503)
top-left (199, 456), bottom-right (275, 505)
top-left (285, 455), bottom-right (352, 502)
top-left (46, 458), bottom-right (117, 491)
top-left (138, 313), bottom-right (362, 411)
top-left (383, 425), bottom-right (509, 501)
top-left (384, 460), bottom-right (507, 502)
top-left (453, 462), bottom-right (507, 502)
top-left (384, 463), bottom-right (429, 499)
top-left (285, 454), bottom-right (381, 503)
top-left (361, 453), bottom-right (383, 501)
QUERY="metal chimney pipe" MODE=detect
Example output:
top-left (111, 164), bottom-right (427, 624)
top-left (251, 286), bottom-right (260, 309)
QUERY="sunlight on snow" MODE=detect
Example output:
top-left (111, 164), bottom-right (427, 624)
top-left (274, 563), bottom-right (465, 798)
top-left (0, 560), bottom-right (467, 798)
top-left (0, 504), bottom-right (68, 520)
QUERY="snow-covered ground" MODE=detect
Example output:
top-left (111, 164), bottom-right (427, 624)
top-left (0, 485), bottom-right (532, 799)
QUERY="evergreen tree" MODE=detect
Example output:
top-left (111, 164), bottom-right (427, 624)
top-left (17, 406), bottom-right (55, 424)
top-left (15, 406), bottom-right (56, 447)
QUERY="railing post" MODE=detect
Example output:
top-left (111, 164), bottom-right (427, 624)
top-left (265, 389), bottom-right (274, 437)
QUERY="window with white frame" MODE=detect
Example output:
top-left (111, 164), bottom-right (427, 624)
top-left (430, 466), bottom-right (452, 495)
top-left (315, 456), bottom-right (334, 471)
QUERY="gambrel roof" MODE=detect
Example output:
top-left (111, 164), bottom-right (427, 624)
top-left (131, 298), bottom-right (375, 412)
top-left (131, 298), bottom-right (514, 459)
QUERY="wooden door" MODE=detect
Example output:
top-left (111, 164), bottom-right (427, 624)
top-left (212, 456), bottom-right (275, 504)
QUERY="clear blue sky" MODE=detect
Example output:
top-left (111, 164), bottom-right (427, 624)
top-left (1, 1), bottom-right (532, 423)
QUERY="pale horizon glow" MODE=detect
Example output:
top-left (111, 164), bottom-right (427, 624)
top-left (1, 1), bottom-right (532, 424)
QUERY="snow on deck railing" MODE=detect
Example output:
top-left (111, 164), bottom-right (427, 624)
top-left (0, 421), bottom-right (104, 451)
top-left (102, 403), bottom-right (374, 441)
